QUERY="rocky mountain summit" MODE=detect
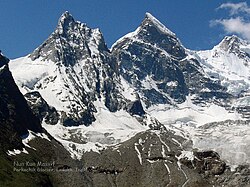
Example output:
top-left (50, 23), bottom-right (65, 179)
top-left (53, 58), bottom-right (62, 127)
top-left (197, 34), bottom-right (250, 119)
top-left (11, 11), bottom-right (127, 127)
top-left (3, 11), bottom-right (250, 186)
top-left (112, 12), bottom-right (231, 107)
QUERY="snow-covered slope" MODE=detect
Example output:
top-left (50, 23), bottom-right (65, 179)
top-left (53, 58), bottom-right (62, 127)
top-left (8, 12), bottom-right (249, 167)
top-left (112, 12), bottom-right (231, 108)
top-left (9, 12), bottom-right (154, 159)
top-left (43, 100), bottom-right (148, 159)
top-left (197, 35), bottom-right (250, 96)
top-left (148, 95), bottom-right (241, 127)
top-left (10, 11), bottom-right (127, 127)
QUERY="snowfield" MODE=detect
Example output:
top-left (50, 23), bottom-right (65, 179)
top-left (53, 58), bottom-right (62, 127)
top-left (8, 13), bottom-right (250, 168)
top-left (147, 95), bottom-right (242, 126)
top-left (168, 120), bottom-right (250, 166)
top-left (42, 100), bottom-right (148, 159)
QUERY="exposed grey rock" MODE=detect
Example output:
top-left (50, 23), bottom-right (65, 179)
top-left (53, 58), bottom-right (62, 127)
top-left (218, 35), bottom-right (250, 63)
top-left (24, 91), bottom-right (59, 125)
top-left (112, 13), bottom-right (231, 107)
top-left (0, 55), bottom-right (41, 151)
top-left (0, 52), bottom-right (9, 67)
top-left (126, 99), bottom-right (145, 116)
top-left (27, 11), bottom-right (127, 126)
top-left (4, 12), bottom-right (250, 187)
top-left (82, 130), bottom-right (210, 187)
top-left (80, 129), bottom-right (250, 187)
top-left (0, 64), bottom-right (42, 139)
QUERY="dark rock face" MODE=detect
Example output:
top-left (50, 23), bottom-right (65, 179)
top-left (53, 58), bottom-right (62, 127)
top-left (138, 13), bottom-right (186, 59)
top-left (0, 65), bottom-right (42, 136)
top-left (60, 107), bottom-right (96, 127)
top-left (0, 61), bottom-right (42, 152)
top-left (79, 130), bottom-right (250, 187)
top-left (81, 130), bottom-right (250, 187)
top-left (30, 11), bottom-right (109, 67)
top-left (0, 53), bottom-right (9, 67)
top-left (186, 151), bottom-right (227, 176)
top-left (112, 14), bottom-right (189, 105)
top-left (179, 150), bottom-right (250, 187)
top-left (218, 35), bottom-right (250, 62)
top-left (26, 11), bottom-right (126, 126)
top-left (179, 58), bottom-right (232, 104)
top-left (112, 13), bottom-right (231, 107)
top-left (234, 106), bottom-right (250, 119)
top-left (113, 43), bottom-right (188, 106)
top-left (24, 91), bottom-right (59, 125)
top-left (30, 11), bottom-right (95, 65)
top-left (0, 128), bottom-right (93, 187)
top-left (126, 99), bottom-right (145, 116)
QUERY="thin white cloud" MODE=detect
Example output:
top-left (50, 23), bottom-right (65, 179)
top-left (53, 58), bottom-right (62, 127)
top-left (217, 2), bottom-right (250, 15)
top-left (211, 17), bottom-right (250, 40)
top-left (211, 2), bottom-right (250, 41)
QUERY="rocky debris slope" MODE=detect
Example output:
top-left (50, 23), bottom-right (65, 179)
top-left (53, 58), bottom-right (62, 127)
top-left (82, 129), bottom-right (250, 187)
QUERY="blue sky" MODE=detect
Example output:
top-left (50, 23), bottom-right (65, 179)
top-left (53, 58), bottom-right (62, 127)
top-left (0, 0), bottom-right (249, 58)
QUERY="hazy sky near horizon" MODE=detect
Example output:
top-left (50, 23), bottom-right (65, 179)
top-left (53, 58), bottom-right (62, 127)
top-left (1, 0), bottom-right (249, 58)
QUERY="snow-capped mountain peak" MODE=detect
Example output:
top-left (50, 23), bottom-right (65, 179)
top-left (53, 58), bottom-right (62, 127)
top-left (56, 11), bottom-right (76, 35)
top-left (143, 12), bottom-right (175, 36)
top-left (112, 12), bottom-right (186, 60)
top-left (29, 11), bottom-right (109, 66)
top-left (10, 12), bottom-right (125, 127)
top-left (58, 11), bottom-right (74, 23)
top-left (216, 35), bottom-right (248, 54)
top-left (197, 35), bottom-right (250, 96)
top-left (8, 12), bottom-right (250, 173)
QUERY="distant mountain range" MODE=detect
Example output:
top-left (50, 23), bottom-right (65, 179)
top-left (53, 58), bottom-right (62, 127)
top-left (0, 11), bottom-right (249, 186)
